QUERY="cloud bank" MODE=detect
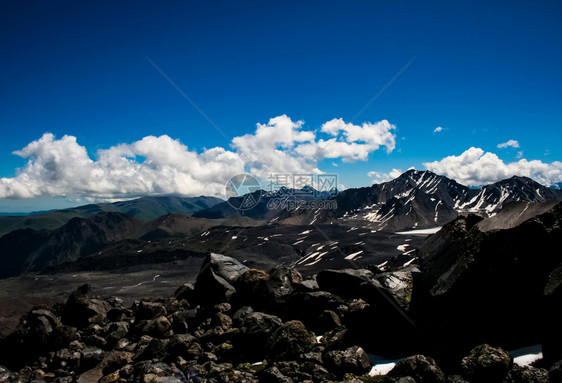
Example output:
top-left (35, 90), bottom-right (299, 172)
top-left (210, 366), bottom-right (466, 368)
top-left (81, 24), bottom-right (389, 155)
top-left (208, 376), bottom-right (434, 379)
top-left (423, 147), bottom-right (562, 187)
top-left (1, 115), bottom-right (396, 200)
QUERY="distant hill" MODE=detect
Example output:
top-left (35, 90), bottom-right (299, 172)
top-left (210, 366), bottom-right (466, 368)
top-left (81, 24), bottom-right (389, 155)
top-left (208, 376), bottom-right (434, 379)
top-left (0, 196), bottom-right (223, 238)
top-left (0, 211), bottom-right (262, 278)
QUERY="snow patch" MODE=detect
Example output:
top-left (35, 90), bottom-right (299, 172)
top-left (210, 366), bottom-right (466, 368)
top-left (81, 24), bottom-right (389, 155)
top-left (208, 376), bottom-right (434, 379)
top-left (395, 227), bottom-right (441, 235)
top-left (511, 345), bottom-right (543, 367)
top-left (344, 250), bottom-right (363, 260)
top-left (397, 244), bottom-right (409, 252)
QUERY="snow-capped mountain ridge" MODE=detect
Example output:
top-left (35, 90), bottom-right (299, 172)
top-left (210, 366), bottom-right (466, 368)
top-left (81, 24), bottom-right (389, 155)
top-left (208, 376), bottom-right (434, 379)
top-left (277, 170), bottom-right (562, 232)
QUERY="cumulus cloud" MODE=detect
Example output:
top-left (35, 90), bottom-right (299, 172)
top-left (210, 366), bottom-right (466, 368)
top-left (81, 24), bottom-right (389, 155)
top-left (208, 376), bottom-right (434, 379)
top-left (294, 118), bottom-right (396, 163)
top-left (231, 115), bottom-right (319, 179)
top-left (433, 126), bottom-right (443, 133)
top-left (1, 133), bottom-right (245, 200)
top-left (1, 115), bottom-right (396, 200)
top-left (423, 147), bottom-right (562, 187)
top-left (497, 139), bottom-right (520, 149)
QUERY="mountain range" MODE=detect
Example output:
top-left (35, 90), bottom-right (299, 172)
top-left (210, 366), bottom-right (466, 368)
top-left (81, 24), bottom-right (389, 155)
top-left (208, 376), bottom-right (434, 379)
top-left (0, 170), bottom-right (561, 278)
top-left (273, 170), bottom-right (562, 231)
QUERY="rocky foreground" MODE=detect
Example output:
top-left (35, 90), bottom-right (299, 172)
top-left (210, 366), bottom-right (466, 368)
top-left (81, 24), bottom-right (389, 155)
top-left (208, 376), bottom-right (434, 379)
top-left (1, 201), bottom-right (561, 383)
top-left (0, 253), bottom-right (558, 383)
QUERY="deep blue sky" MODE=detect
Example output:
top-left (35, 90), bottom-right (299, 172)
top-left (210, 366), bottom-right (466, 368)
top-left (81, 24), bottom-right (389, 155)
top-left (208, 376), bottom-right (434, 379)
top-left (1, 1), bottom-right (561, 211)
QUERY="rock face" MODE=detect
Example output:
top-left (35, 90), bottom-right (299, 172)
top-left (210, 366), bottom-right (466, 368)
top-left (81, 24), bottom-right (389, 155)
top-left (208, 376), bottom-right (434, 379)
top-left (413, 201), bottom-right (562, 363)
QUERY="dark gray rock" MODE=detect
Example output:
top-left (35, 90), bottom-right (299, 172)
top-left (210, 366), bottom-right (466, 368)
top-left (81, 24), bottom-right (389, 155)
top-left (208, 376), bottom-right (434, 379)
top-left (414, 203), bottom-right (562, 362)
top-left (543, 263), bottom-right (562, 364)
top-left (549, 360), bottom-right (562, 383)
top-left (166, 334), bottom-right (202, 361)
top-left (341, 346), bottom-right (371, 375)
top-left (287, 291), bottom-right (343, 332)
top-left (266, 320), bottom-right (316, 361)
top-left (135, 300), bottom-right (167, 320)
top-left (62, 284), bottom-right (110, 328)
top-left (374, 266), bottom-right (419, 311)
top-left (460, 344), bottom-right (512, 383)
top-left (387, 354), bottom-right (446, 383)
top-left (141, 316), bottom-right (171, 338)
top-left (195, 253), bottom-right (248, 305)
top-left (240, 312), bottom-right (283, 337)
top-left (174, 283), bottom-right (197, 303)
top-left (504, 365), bottom-right (549, 383)
top-left (260, 366), bottom-right (293, 383)
top-left (232, 306), bottom-right (254, 327)
top-left (80, 347), bottom-right (105, 371)
top-left (105, 321), bottom-right (129, 344)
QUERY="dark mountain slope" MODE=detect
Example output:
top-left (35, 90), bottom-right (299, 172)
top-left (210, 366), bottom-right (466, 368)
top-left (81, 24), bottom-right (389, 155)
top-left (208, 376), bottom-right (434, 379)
top-left (0, 196), bottom-right (223, 238)
top-left (413, 201), bottom-right (562, 364)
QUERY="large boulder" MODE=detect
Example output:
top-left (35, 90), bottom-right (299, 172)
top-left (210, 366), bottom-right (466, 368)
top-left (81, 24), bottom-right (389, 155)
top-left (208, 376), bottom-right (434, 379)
top-left (0, 308), bottom-right (77, 368)
top-left (234, 267), bottom-right (302, 313)
top-left (62, 284), bottom-right (110, 328)
top-left (317, 269), bottom-right (418, 357)
top-left (194, 253), bottom-right (248, 305)
top-left (460, 344), bottom-right (512, 383)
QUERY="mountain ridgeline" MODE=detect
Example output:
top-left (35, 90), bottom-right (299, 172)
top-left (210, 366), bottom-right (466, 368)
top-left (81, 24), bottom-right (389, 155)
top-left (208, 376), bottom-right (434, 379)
top-left (274, 170), bottom-right (562, 231)
top-left (0, 171), bottom-right (561, 278)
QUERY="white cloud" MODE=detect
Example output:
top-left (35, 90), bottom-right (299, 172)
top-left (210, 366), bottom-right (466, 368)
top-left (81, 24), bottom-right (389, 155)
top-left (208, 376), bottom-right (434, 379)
top-left (367, 169), bottom-right (403, 183)
top-left (0, 115), bottom-right (396, 200)
top-left (423, 147), bottom-right (562, 187)
top-left (1, 133), bottom-right (245, 200)
top-left (497, 139), bottom-right (520, 149)
top-left (433, 126), bottom-right (443, 133)
top-left (294, 118), bottom-right (396, 163)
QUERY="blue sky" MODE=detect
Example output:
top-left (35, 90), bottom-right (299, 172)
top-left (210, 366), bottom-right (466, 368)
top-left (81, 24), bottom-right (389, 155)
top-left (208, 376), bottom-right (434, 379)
top-left (1, 1), bottom-right (561, 212)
